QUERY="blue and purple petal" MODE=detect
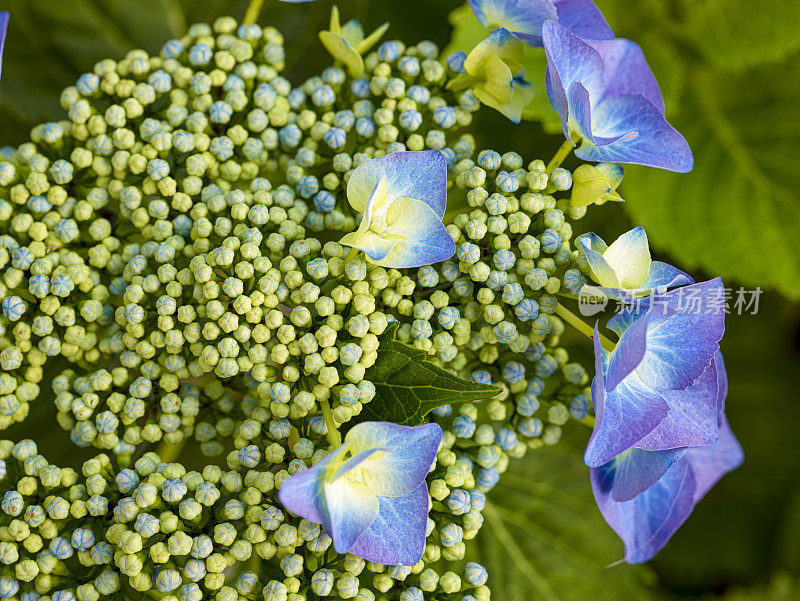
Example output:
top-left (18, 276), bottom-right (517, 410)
top-left (0, 12), bottom-right (8, 80)
top-left (347, 483), bottom-right (431, 566)
top-left (347, 150), bottom-right (447, 218)
top-left (347, 422), bottom-right (442, 497)
top-left (469, 0), bottom-right (612, 46)
top-left (543, 20), bottom-right (693, 172)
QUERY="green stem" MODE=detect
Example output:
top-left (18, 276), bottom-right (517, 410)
top-left (446, 74), bottom-right (480, 92)
top-left (344, 247), bottom-right (359, 263)
top-left (545, 139), bottom-right (574, 175)
top-left (319, 396), bottom-right (342, 448)
top-left (554, 303), bottom-right (615, 352)
top-left (243, 0), bottom-right (266, 25)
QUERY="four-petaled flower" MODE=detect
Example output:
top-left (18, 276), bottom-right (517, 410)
top-left (585, 278), bottom-right (726, 468)
top-left (577, 226), bottom-right (693, 297)
top-left (340, 151), bottom-right (456, 268)
top-left (469, 0), bottom-right (612, 46)
top-left (0, 12), bottom-right (8, 80)
top-left (461, 28), bottom-right (535, 123)
top-left (278, 422), bottom-right (442, 566)
top-left (543, 20), bottom-right (693, 172)
top-left (590, 351), bottom-right (743, 563)
top-left (319, 6), bottom-right (389, 77)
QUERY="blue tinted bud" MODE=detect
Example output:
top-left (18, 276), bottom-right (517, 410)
top-left (71, 527), bottom-right (95, 551)
top-left (535, 355), bottom-right (558, 377)
top-left (477, 150), bottom-right (502, 171)
top-left (530, 314), bottom-right (552, 337)
top-left (239, 445), bottom-right (261, 468)
top-left (570, 394), bottom-right (590, 419)
top-left (452, 416), bottom-right (476, 439)
top-left (355, 118), bottom-right (376, 137)
top-left (469, 490), bottom-right (487, 511)
top-left (447, 489), bottom-right (471, 515)
top-left (447, 51), bottom-right (467, 72)
top-left (288, 88), bottom-right (306, 109)
top-left (433, 106), bottom-right (457, 129)
top-left (188, 43), bottom-right (213, 66)
top-left (440, 523), bottom-right (463, 547)
top-left (494, 249), bottom-right (516, 271)
top-left (1, 491), bottom-right (23, 516)
top-left (400, 588), bottom-right (424, 601)
top-left (431, 404), bottom-right (452, 417)
top-left (518, 417), bottom-right (543, 438)
top-left (50, 274), bottom-right (74, 297)
top-left (312, 84), bottom-right (336, 107)
top-left (269, 419), bottom-right (291, 440)
top-left (496, 171), bottom-right (519, 193)
top-left (464, 562), bottom-right (488, 586)
top-left (398, 56), bottom-right (421, 76)
top-left (400, 109), bottom-right (423, 131)
top-left (1, 296), bottom-right (25, 321)
top-left (516, 393), bottom-right (539, 417)
top-left (351, 78), bottom-right (371, 98)
top-left (311, 570), bottom-right (334, 596)
top-left (476, 467), bottom-right (500, 490)
top-left (325, 127), bottom-right (347, 149)
top-left (550, 167), bottom-right (572, 190)
top-left (155, 569), bottom-right (182, 592)
top-left (134, 513), bottom-right (160, 537)
top-left (495, 427), bottom-right (518, 451)
top-left (494, 321), bottom-right (518, 344)
top-left (437, 306), bottom-right (460, 330)
top-left (91, 541), bottom-right (114, 564)
top-left (49, 537), bottom-right (74, 559)
top-left (378, 41), bottom-right (404, 62)
top-left (540, 228), bottom-right (562, 254)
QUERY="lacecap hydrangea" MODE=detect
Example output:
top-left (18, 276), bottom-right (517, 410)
top-left (0, 1), bottom-right (742, 599)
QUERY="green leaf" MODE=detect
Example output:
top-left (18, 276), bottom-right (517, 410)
top-left (473, 442), bottom-right (660, 601)
top-left (444, 3), bottom-right (563, 134)
top-left (686, 0), bottom-right (800, 71)
top-left (706, 574), bottom-right (800, 601)
top-left (622, 55), bottom-right (800, 298)
top-left (357, 323), bottom-right (500, 425)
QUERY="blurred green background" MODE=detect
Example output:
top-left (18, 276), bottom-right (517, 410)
top-left (1, 0), bottom-right (799, 599)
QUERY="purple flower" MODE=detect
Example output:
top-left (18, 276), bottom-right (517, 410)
top-left (469, 0), bottom-right (612, 46)
top-left (0, 12), bottom-right (8, 80)
top-left (543, 20), bottom-right (693, 172)
top-left (278, 422), bottom-right (442, 566)
top-left (590, 354), bottom-right (743, 563)
top-left (585, 279), bottom-right (726, 468)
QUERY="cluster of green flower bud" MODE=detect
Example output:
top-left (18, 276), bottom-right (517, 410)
top-left (0, 11), bottom-right (610, 601)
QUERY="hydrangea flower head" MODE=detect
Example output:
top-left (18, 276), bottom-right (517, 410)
top-left (0, 12), bottom-right (8, 79)
top-left (543, 20), bottom-right (693, 172)
top-left (591, 355), bottom-right (743, 563)
top-left (340, 151), bottom-right (456, 268)
top-left (278, 422), bottom-right (442, 565)
top-left (577, 226), bottom-right (693, 296)
top-left (319, 6), bottom-right (389, 77)
top-left (469, 0), bottom-right (613, 46)
top-left (585, 279), bottom-right (726, 467)
top-left (461, 28), bottom-right (534, 123)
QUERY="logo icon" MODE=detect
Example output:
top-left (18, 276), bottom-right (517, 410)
top-left (578, 285), bottom-right (609, 316)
